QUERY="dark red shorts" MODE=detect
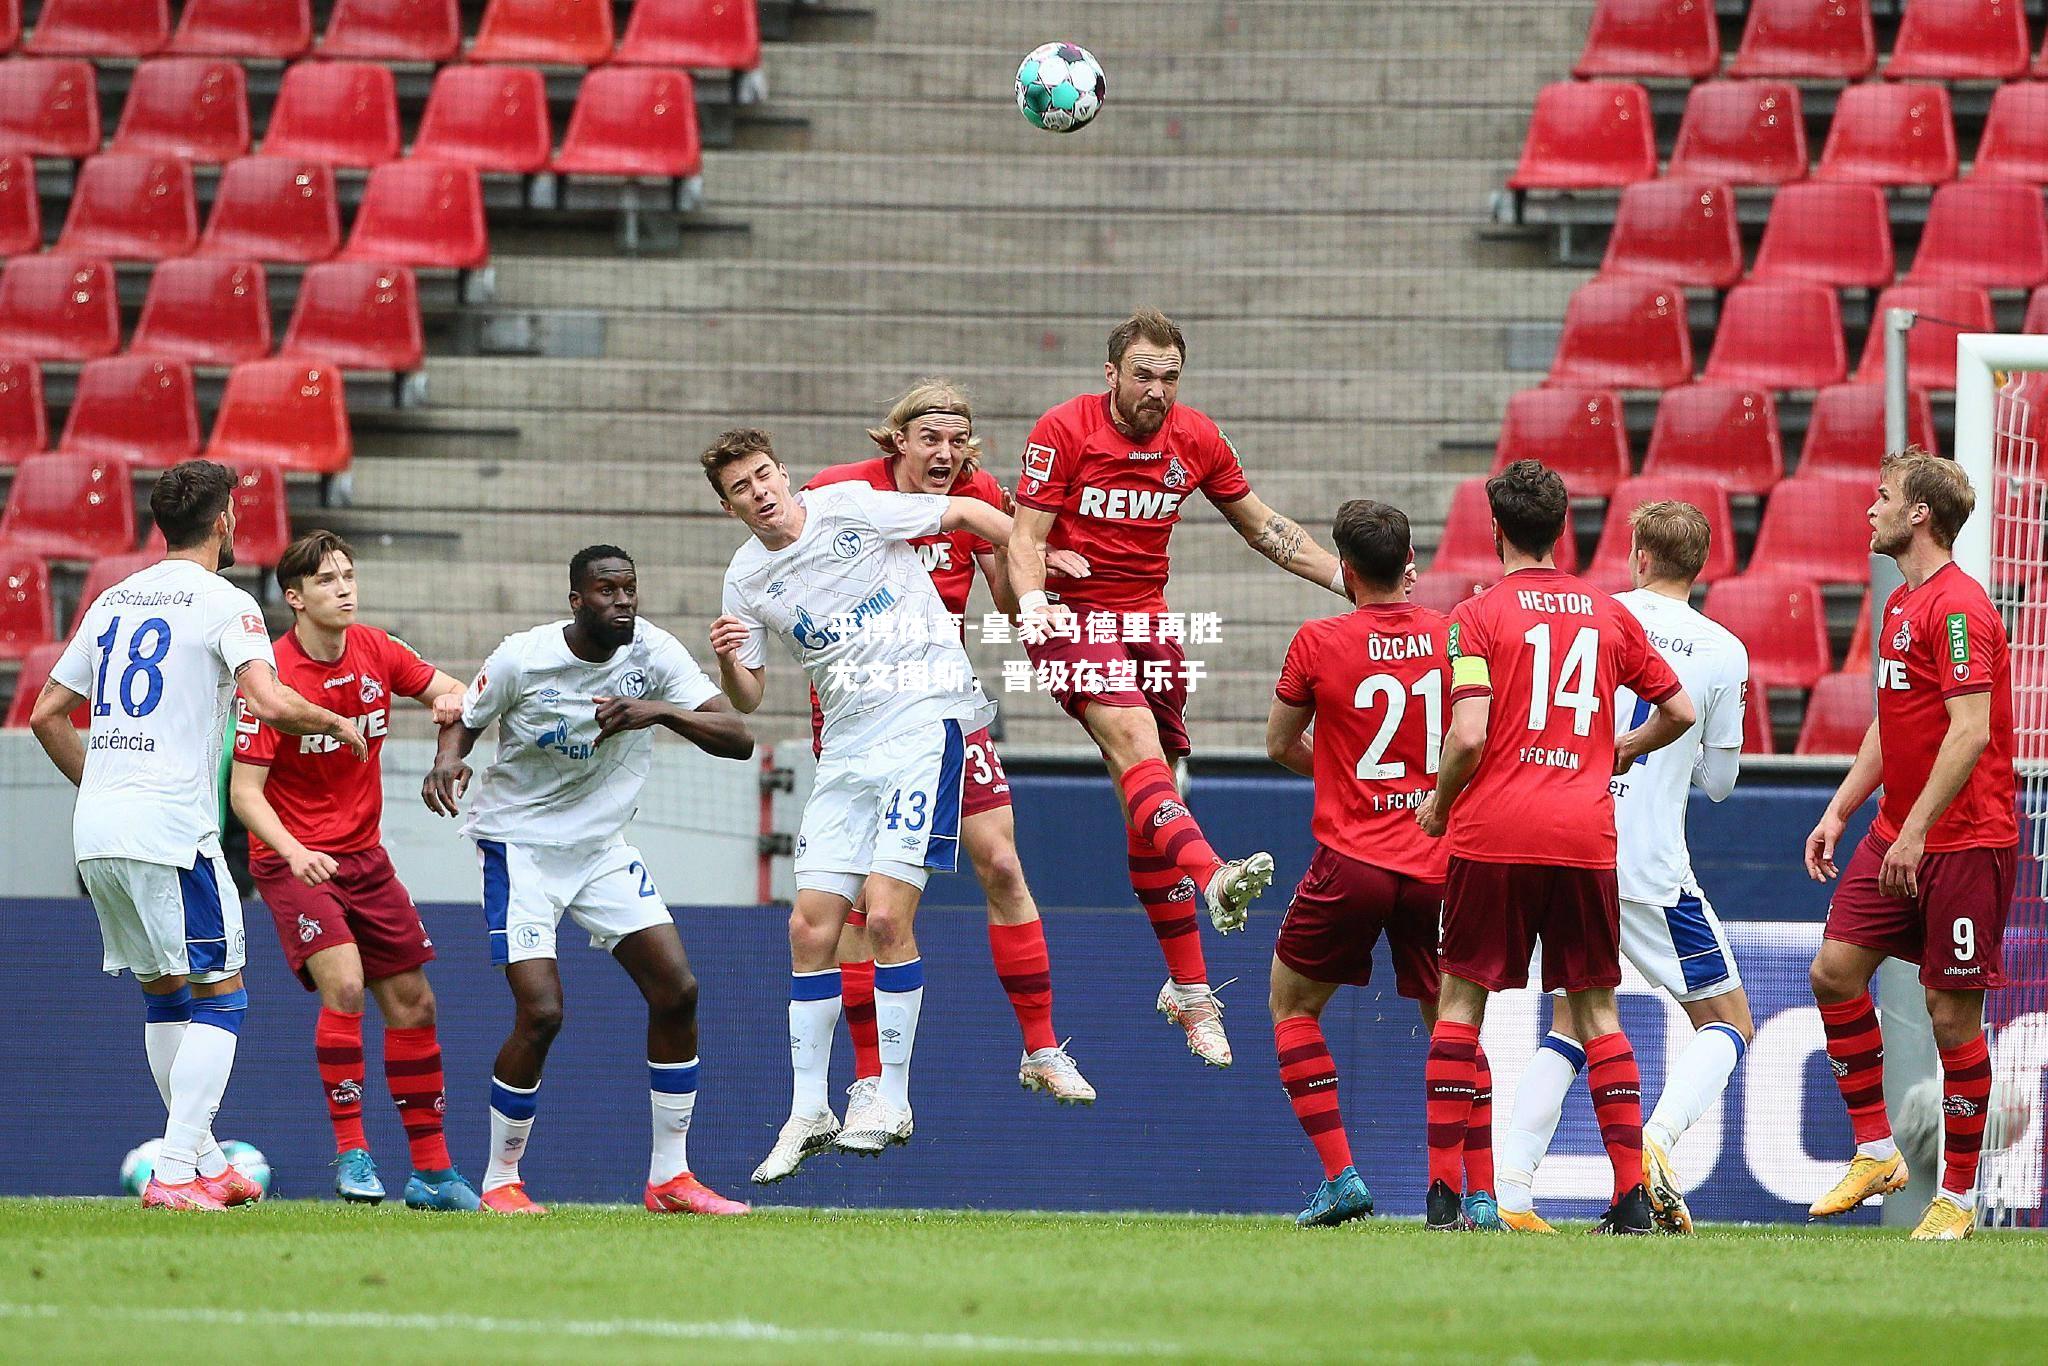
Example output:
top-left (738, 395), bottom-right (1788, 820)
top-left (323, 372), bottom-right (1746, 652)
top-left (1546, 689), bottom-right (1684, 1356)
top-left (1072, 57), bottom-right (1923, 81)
top-left (1825, 833), bottom-right (2016, 990)
top-left (254, 845), bottom-right (435, 990)
top-left (1442, 856), bottom-right (1621, 994)
top-left (961, 727), bottom-right (1013, 818)
top-left (1276, 843), bottom-right (1442, 998)
top-left (1023, 622), bottom-right (1191, 756)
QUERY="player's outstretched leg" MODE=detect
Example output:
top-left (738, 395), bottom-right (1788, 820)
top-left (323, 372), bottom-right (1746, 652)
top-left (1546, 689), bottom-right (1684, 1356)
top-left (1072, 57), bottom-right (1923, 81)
top-left (1914, 990), bottom-right (1992, 1241)
top-left (479, 960), bottom-right (561, 1215)
top-left (1461, 1045), bottom-right (1501, 1231)
top-left (144, 980), bottom-right (249, 1212)
top-left (967, 808), bottom-right (1092, 1104)
top-left (1496, 1029), bottom-right (1583, 1234)
top-left (616, 925), bottom-right (747, 1215)
top-left (1272, 962), bottom-right (1372, 1228)
top-left (1809, 943), bottom-right (1907, 1219)
top-left (838, 912), bottom-right (883, 1120)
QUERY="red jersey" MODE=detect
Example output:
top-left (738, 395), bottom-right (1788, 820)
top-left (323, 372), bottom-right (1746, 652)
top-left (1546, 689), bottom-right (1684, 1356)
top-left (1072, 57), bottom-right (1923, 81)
top-left (235, 623), bottom-right (435, 867)
top-left (1014, 393), bottom-right (1252, 612)
top-left (1276, 602), bottom-right (1451, 883)
top-left (1873, 560), bottom-right (2018, 851)
top-left (1445, 567), bottom-right (1682, 868)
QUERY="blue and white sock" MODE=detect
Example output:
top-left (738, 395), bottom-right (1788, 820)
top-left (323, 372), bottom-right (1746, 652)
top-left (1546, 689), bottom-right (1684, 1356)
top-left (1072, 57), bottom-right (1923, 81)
top-left (158, 988), bottom-right (246, 1185)
top-left (1645, 1022), bottom-right (1747, 1154)
top-left (649, 1058), bottom-right (698, 1185)
top-left (1497, 1031), bottom-right (1586, 1215)
top-left (789, 969), bottom-right (841, 1118)
top-left (874, 958), bottom-right (925, 1113)
top-left (485, 1076), bottom-right (539, 1194)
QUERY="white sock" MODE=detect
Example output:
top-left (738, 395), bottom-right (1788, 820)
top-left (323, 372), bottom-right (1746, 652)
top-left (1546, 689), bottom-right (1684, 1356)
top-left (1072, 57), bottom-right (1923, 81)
top-left (789, 970), bottom-right (842, 1118)
top-left (1645, 1022), bottom-right (1746, 1153)
top-left (1497, 1031), bottom-right (1585, 1214)
top-left (485, 1076), bottom-right (539, 1193)
top-left (649, 1058), bottom-right (698, 1185)
top-left (158, 996), bottom-right (245, 1185)
top-left (1939, 1188), bottom-right (1976, 1211)
top-left (874, 958), bottom-right (924, 1113)
top-left (1857, 1137), bottom-right (1899, 1162)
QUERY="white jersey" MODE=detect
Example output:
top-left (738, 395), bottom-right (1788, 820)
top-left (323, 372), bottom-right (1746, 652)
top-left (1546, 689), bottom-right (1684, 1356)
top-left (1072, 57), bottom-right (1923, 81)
top-left (459, 617), bottom-right (722, 848)
top-left (722, 482), bottom-right (996, 753)
top-left (50, 558), bottom-right (276, 866)
top-left (1612, 588), bottom-right (1749, 907)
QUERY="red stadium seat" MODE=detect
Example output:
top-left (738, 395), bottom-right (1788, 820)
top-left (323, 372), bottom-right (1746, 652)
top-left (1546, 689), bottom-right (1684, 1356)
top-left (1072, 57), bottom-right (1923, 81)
top-left (1906, 181), bottom-right (2048, 290)
top-left (1599, 180), bottom-right (1742, 290)
top-left (1408, 569), bottom-right (1483, 615)
top-left (1817, 83), bottom-right (1957, 187)
top-left (0, 57), bottom-right (100, 158)
top-left (1668, 81), bottom-right (1808, 186)
top-left (0, 0), bottom-right (20, 53)
top-left (261, 61), bottom-right (400, 168)
top-left (4, 641), bottom-right (84, 728)
top-left (77, 549), bottom-right (162, 613)
top-left (1547, 277), bottom-right (1693, 390)
top-left (0, 452), bottom-right (136, 560)
top-left (1430, 476), bottom-right (1581, 582)
top-left (1751, 475), bottom-right (1873, 583)
top-left (320, 0), bottom-right (460, 60)
top-left (1883, 0), bottom-right (2029, 81)
top-left (0, 358), bottom-right (45, 464)
top-left (224, 458), bottom-right (290, 567)
top-left (553, 67), bottom-right (703, 178)
top-left (55, 154), bottom-right (199, 262)
top-left (1705, 574), bottom-right (1831, 689)
top-left (1573, 0), bottom-right (1719, 79)
top-left (0, 256), bottom-right (119, 361)
top-left (1844, 593), bottom-right (1872, 673)
top-left (340, 161), bottom-right (487, 270)
top-left (1643, 384), bottom-right (1784, 496)
top-left (1588, 475), bottom-right (1737, 590)
top-left (130, 258), bottom-right (273, 366)
top-left (57, 357), bottom-right (200, 469)
top-left (206, 360), bottom-right (350, 475)
top-left (1751, 183), bottom-right (1893, 289)
top-left (1799, 383), bottom-right (1938, 478)
top-left (1743, 673), bottom-right (1775, 753)
top-left (469, 0), bottom-right (614, 65)
top-left (280, 262), bottom-right (422, 371)
top-left (2026, 286), bottom-right (2048, 336)
top-left (26, 0), bottom-right (170, 57)
top-left (1796, 671), bottom-right (1874, 754)
top-left (0, 547), bottom-right (52, 661)
top-left (1730, 0), bottom-right (1875, 79)
top-left (1492, 387), bottom-right (1631, 499)
top-left (1853, 284), bottom-right (1992, 390)
top-left (197, 157), bottom-right (341, 263)
top-left (0, 152), bottom-right (40, 256)
top-left (110, 58), bottom-right (250, 163)
top-left (169, 0), bottom-right (312, 58)
top-left (615, 0), bottom-right (761, 70)
top-left (1508, 81), bottom-right (1657, 191)
top-left (1973, 82), bottom-right (2048, 184)
top-left (414, 65), bottom-right (553, 174)
top-left (1702, 282), bottom-right (1846, 391)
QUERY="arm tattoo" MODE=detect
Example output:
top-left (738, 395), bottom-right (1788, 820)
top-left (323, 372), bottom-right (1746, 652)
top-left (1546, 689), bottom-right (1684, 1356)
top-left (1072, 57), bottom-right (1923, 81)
top-left (1252, 513), bottom-right (1307, 568)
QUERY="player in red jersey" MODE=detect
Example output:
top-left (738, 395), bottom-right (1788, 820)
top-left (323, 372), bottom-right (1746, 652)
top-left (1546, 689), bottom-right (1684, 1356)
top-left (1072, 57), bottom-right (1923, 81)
top-left (1414, 460), bottom-right (1694, 1234)
top-left (1265, 500), bottom-right (1498, 1228)
top-left (1803, 449), bottom-right (2018, 1241)
top-left (803, 380), bottom-right (1094, 1107)
top-left (1008, 309), bottom-right (1350, 1066)
top-left (229, 531), bottom-right (481, 1210)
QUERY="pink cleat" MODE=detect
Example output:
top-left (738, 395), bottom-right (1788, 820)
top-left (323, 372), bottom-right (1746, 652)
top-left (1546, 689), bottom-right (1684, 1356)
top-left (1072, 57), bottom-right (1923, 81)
top-left (479, 1183), bottom-right (547, 1215)
top-left (645, 1173), bottom-right (750, 1215)
top-left (199, 1165), bottom-right (265, 1207)
top-left (142, 1177), bottom-right (227, 1211)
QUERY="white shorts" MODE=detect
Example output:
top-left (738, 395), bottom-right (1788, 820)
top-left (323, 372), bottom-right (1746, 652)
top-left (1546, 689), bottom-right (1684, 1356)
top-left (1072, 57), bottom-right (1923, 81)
top-left (1619, 885), bottom-right (1743, 1003)
top-left (80, 852), bottom-right (246, 984)
top-left (476, 837), bottom-right (673, 966)
top-left (795, 719), bottom-right (966, 901)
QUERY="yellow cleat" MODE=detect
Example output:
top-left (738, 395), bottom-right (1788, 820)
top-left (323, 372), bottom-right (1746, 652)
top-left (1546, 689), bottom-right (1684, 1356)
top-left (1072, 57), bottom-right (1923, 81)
top-left (1643, 1139), bottom-right (1692, 1234)
top-left (1499, 1207), bottom-right (1556, 1234)
top-left (1909, 1195), bottom-right (1975, 1241)
top-left (1808, 1153), bottom-right (1908, 1219)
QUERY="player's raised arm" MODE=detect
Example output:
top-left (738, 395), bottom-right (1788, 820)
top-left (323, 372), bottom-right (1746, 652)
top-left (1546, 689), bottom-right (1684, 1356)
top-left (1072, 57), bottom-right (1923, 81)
top-left (592, 630), bottom-right (754, 760)
top-left (1213, 490), bottom-right (1346, 598)
top-left (239, 660), bottom-right (367, 759)
top-left (941, 495), bottom-right (1011, 548)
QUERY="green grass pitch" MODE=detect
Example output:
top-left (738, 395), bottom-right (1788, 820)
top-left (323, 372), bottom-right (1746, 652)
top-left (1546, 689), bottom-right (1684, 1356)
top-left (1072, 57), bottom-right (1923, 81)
top-left (2, 1199), bottom-right (2044, 1362)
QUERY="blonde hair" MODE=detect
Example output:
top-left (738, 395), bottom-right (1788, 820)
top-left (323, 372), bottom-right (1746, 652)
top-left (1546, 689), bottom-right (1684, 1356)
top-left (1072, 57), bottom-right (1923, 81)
top-left (1880, 446), bottom-right (1976, 549)
top-left (867, 379), bottom-right (983, 459)
top-left (1629, 499), bottom-right (1712, 583)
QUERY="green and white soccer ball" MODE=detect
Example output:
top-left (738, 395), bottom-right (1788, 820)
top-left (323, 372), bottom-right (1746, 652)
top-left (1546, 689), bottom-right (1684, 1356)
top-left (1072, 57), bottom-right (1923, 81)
top-left (119, 1138), bottom-right (272, 1195)
top-left (1016, 42), bottom-right (1106, 133)
top-left (221, 1140), bottom-right (272, 1194)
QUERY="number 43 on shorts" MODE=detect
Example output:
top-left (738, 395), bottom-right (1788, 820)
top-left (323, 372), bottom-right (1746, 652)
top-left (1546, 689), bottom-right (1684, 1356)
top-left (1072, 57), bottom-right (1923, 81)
top-left (884, 788), bottom-right (929, 832)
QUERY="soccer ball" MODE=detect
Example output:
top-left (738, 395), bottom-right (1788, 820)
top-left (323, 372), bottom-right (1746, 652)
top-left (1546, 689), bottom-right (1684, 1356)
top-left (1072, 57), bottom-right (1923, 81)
top-left (221, 1140), bottom-right (273, 1195)
top-left (1015, 42), bottom-right (1105, 133)
top-left (118, 1138), bottom-right (272, 1195)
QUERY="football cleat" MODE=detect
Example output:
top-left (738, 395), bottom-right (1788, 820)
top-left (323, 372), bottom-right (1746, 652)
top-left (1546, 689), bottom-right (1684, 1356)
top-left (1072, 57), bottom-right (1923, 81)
top-left (1642, 1138), bottom-right (1692, 1234)
top-left (1425, 1178), bottom-right (1470, 1231)
top-left (1205, 853), bottom-right (1274, 934)
top-left (845, 1075), bottom-right (879, 1114)
top-left (1297, 1166), bottom-right (1375, 1228)
top-left (479, 1183), bottom-right (546, 1215)
top-left (1155, 979), bottom-right (1232, 1067)
top-left (751, 1110), bottom-right (841, 1185)
top-left (1462, 1190), bottom-right (1503, 1231)
top-left (1019, 1043), bottom-right (1097, 1104)
top-left (1591, 1184), bottom-right (1655, 1235)
top-left (1499, 1207), bottom-right (1556, 1234)
top-left (1909, 1194), bottom-right (1975, 1241)
top-left (141, 1176), bottom-right (227, 1211)
top-left (199, 1164), bottom-right (264, 1208)
top-left (332, 1147), bottom-right (386, 1204)
top-left (646, 1173), bottom-right (750, 1215)
top-left (1808, 1153), bottom-right (1908, 1219)
top-left (404, 1170), bottom-right (482, 1212)
top-left (837, 1096), bottom-right (914, 1155)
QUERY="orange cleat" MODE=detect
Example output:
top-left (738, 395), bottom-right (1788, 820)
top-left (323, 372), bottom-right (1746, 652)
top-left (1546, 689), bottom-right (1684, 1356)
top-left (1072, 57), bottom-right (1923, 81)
top-left (479, 1183), bottom-right (547, 1215)
top-left (199, 1165), bottom-right (265, 1208)
top-left (141, 1177), bottom-right (227, 1211)
top-left (645, 1173), bottom-right (750, 1215)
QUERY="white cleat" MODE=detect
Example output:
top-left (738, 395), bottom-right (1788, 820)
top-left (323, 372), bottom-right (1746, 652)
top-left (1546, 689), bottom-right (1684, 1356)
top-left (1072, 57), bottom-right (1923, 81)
top-left (845, 1074), bottom-right (879, 1116)
top-left (837, 1094), bottom-right (914, 1155)
top-left (1156, 978), bottom-right (1233, 1067)
top-left (1019, 1043), bottom-right (1097, 1105)
top-left (751, 1109), bottom-right (841, 1185)
top-left (1205, 852), bottom-right (1274, 934)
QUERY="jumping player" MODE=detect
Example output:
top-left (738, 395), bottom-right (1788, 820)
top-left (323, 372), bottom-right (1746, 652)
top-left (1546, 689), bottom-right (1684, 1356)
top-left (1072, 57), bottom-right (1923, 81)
top-left (230, 530), bottom-right (479, 1210)
top-left (1415, 459), bottom-right (1695, 1234)
top-left (806, 381), bottom-right (1094, 1107)
top-left (31, 459), bottom-right (367, 1210)
top-left (1804, 450), bottom-right (2017, 1241)
top-left (1495, 501), bottom-right (1755, 1235)
top-left (1264, 500), bottom-right (1498, 1229)
top-left (1008, 309), bottom-right (1349, 1066)
top-left (704, 429), bottom-right (1012, 1180)
top-left (423, 545), bottom-right (755, 1217)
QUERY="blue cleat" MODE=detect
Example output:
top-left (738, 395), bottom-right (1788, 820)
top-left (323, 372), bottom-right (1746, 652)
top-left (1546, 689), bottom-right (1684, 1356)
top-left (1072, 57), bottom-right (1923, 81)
top-left (1463, 1190), bottom-right (1503, 1231)
top-left (403, 1168), bottom-right (482, 1212)
top-left (333, 1147), bottom-right (386, 1204)
top-left (1296, 1166), bottom-right (1375, 1228)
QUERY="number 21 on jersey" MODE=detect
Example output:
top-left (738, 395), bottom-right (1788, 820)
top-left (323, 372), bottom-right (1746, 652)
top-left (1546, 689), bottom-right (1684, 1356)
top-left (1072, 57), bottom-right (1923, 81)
top-left (1353, 668), bottom-right (1444, 781)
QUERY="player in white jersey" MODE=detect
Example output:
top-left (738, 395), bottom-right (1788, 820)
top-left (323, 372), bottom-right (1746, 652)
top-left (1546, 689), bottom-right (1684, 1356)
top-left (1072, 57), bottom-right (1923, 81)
top-left (422, 545), bottom-right (756, 1217)
top-left (702, 428), bottom-right (1011, 1176)
top-left (1496, 501), bottom-right (1755, 1234)
top-left (30, 460), bottom-right (366, 1211)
